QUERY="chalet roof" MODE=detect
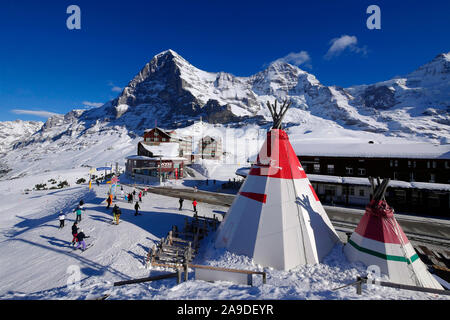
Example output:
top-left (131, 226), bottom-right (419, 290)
top-left (126, 155), bottom-right (187, 161)
top-left (143, 127), bottom-right (191, 142)
top-left (139, 142), bottom-right (179, 157)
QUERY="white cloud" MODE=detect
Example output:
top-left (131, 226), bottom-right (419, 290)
top-left (11, 109), bottom-right (60, 118)
top-left (82, 101), bottom-right (103, 108)
top-left (272, 51), bottom-right (311, 68)
top-left (325, 35), bottom-right (367, 59)
top-left (108, 81), bottom-right (123, 93)
top-left (111, 86), bottom-right (122, 93)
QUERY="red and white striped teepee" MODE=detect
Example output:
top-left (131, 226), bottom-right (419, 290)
top-left (215, 100), bottom-right (340, 270)
top-left (344, 178), bottom-right (442, 289)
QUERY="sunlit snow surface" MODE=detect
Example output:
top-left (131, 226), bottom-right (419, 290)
top-left (0, 168), bottom-right (447, 300)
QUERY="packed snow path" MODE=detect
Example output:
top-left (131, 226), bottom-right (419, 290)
top-left (0, 180), bottom-right (448, 299)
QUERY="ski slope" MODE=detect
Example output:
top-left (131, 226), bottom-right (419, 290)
top-left (0, 169), bottom-right (448, 300)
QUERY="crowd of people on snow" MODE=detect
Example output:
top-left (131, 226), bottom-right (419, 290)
top-left (58, 184), bottom-right (202, 252)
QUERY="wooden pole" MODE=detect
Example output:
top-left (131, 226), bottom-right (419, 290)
top-left (113, 272), bottom-right (177, 286)
top-left (177, 268), bottom-right (182, 284)
top-left (184, 261), bottom-right (189, 282)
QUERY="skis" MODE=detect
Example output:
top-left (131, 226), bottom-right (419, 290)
top-left (80, 243), bottom-right (94, 253)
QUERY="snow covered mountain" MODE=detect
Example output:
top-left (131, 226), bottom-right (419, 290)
top-left (0, 120), bottom-right (43, 154)
top-left (1, 50), bottom-right (450, 179)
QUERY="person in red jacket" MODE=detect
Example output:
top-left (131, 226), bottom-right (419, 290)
top-left (192, 199), bottom-right (198, 213)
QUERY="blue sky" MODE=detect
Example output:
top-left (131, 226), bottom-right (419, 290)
top-left (0, 0), bottom-right (449, 122)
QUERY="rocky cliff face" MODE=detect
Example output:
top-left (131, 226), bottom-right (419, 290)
top-left (5, 50), bottom-right (450, 158)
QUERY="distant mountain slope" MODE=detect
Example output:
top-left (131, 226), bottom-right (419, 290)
top-left (1, 50), bottom-right (449, 179)
top-left (0, 120), bottom-right (43, 154)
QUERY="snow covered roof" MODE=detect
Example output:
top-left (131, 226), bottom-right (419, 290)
top-left (143, 127), bottom-right (191, 142)
top-left (235, 167), bottom-right (450, 191)
top-left (308, 174), bottom-right (450, 191)
top-left (291, 142), bottom-right (450, 159)
top-left (126, 154), bottom-right (187, 161)
top-left (140, 142), bottom-right (180, 157)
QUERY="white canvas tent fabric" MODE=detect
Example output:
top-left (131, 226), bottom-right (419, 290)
top-left (344, 199), bottom-right (443, 289)
top-left (215, 129), bottom-right (340, 270)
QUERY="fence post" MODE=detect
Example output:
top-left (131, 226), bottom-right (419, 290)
top-left (184, 261), bottom-right (189, 282)
top-left (262, 272), bottom-right (267, 284)
top-left (177, 268), bottom-right (182, 284)
top-left (356, 276), bottom-right (362, 295)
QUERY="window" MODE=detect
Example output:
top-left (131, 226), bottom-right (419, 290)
top-left (359, 189), bottom-right (365, 197)
top-left (349, 187), bottom-right (355, 196)
top-left (394, 160), bottom-right (398, 167)
top-left (390, 160), bottom-right (393, 167)
top-left (162, 138), bottom-right (167, 142)
top-left (410, 172), bottom-right (415, 182)
top-left (346, 167), bottom-right (354, 175)
top-left (432, 161), bottom-right (437, 169)
top-left (327, 164), bottom-right (335, 174)
top-left (358, 168), bottom-right (366, 176)
top-left (430, 173), bottom-right (436, 183)
top-left (446, 161), bottom-right (449, 169)
top-left (154, 132), bottom-right (159, 136)
top-left (314, 164), bottom-right (320, 173)
top-left (408, 160), bottom-right (412, 168)
top-left (427, 161), bottom-right (431, 169)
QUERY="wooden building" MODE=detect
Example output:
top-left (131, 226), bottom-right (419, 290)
top-left (142, 127), bottom-right (193, 163)
top-left (125, 129), bottom-right (189, 182)
top-left (235, 167), bottom-right (450, 217)
top-left (125, 155), bottom-right (185, 183)
top-left (291, 142), bottom-right (450, 184)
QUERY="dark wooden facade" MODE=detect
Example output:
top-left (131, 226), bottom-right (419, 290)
top-left (142, 127), bottom-right (192, 160)
top-left (299, 156), bottom-right (450, 184)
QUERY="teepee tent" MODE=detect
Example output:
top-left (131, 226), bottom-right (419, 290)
top-left (344, 178), bottom-right (442, 289)
top-left (215, 100), bottom-right (341, 270)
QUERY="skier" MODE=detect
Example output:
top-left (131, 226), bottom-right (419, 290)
top-left (134, 201), bottom-right (141, 216)
top-left (112, 204), bottom-right (121, 225)
top-left (58, 211), bottom-right (65, 229)
top-left (178, 198), bottom-right (184, 211)
top-left (106, 194), bottom-right (112, 209)
top-left (74, 203), bottom-right (84, 222)
top-left (192, 199), bottom-right (198, 213)
top-left (75, 229), bottom-right (90, 251)
top-left (71, 222), bottom-right (79, 246)
top-left (138, 191), bottom-right (142, 202)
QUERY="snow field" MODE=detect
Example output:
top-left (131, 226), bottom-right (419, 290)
top-left (0, 169), bottom-right (448, 300)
